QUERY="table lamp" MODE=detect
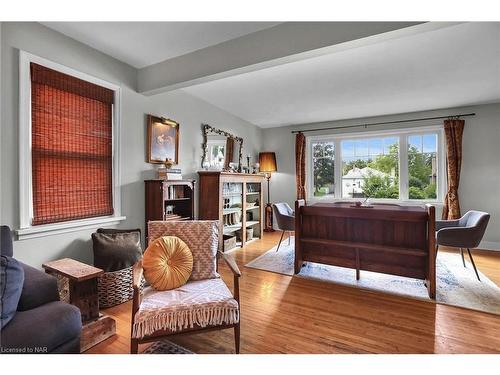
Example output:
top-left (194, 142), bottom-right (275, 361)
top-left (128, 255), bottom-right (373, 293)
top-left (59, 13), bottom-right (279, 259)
top-left (259, 152), bottom-right (277, 232)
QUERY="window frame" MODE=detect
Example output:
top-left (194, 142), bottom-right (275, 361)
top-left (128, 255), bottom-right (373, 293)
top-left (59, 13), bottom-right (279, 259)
top-left (17, 51), bottom-right (125, 240)
top-left (306, 125), bottom-right (446, 205)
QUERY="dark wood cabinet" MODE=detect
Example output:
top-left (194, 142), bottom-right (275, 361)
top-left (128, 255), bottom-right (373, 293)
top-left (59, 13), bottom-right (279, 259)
top-left (144, 179), bottom-right (195, 240)
top-left (198, 171), bottom-right (264, 251)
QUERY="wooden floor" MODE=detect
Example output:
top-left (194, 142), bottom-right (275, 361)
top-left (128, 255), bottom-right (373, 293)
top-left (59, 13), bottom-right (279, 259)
top-left (87, 232), bottom-right (500, 354)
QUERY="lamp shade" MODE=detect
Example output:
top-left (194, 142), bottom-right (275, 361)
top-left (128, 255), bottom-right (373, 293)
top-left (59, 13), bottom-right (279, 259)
top-left (259, 152), bottom-right (277, 173)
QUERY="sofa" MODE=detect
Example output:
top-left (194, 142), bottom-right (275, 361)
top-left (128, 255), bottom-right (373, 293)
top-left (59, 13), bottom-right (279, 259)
top-left (0, 225), bottom-right (82, 353)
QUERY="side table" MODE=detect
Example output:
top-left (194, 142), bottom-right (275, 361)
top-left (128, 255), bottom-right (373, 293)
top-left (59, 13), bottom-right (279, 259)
top-left (43, 258), bottom-right (116, 352)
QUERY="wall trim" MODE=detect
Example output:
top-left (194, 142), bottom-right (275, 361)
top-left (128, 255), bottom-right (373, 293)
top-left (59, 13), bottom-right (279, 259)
top-left (16, 216), bottom-right (126, 240)
top-left (478, 241), bottom-right (500, 252)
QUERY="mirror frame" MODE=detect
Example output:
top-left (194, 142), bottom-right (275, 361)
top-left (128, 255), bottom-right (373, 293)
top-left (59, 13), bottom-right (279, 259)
top-left (201, 124), bottom-right (243, 172)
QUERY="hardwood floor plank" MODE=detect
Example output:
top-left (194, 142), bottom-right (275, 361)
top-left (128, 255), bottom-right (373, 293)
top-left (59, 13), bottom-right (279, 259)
top-left (86, 232), bottom-right (500, 354)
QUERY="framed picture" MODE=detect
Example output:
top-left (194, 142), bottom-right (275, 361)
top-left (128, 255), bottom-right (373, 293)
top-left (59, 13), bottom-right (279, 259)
top-left (147, 114), bottom-right (180, 164)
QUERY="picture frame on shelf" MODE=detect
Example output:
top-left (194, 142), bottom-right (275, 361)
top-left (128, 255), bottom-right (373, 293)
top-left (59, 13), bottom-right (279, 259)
top-left (147, 114), bottom-right (180, 164)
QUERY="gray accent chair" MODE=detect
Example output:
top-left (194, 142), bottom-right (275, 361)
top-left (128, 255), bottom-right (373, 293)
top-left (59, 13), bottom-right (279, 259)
top-left (0, 225), bottom-right (82, 353)
top-left (272, 202), bottom-right (295, 251)
top-left (436, 211), bottom-right (490, 281)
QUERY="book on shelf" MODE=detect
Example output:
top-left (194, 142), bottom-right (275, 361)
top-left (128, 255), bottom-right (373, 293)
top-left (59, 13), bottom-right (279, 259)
top-left (158, 167), bottom-right (183, 180)
top-left (163, 213), bottom-right (190, 221)
top-left (168, 185), bottom-right (185, 199)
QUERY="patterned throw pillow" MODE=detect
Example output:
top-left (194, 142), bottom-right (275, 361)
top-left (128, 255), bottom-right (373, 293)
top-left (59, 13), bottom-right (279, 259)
top-left (147, 221), bottom-right (219, 280)
top-left (142, 236), bottom-right (193, 291)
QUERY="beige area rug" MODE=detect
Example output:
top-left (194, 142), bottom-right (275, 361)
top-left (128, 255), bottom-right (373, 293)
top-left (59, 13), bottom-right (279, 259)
top-left (245, 237), bottom-right (500, 315)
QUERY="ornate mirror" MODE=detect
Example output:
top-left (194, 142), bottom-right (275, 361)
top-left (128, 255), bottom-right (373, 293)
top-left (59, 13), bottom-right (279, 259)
top-left (201, 124), bottom-right (243, 171)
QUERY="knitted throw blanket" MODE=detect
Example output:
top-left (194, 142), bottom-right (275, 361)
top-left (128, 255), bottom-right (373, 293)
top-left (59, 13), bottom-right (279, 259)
top-left (132, 278), bottom-right (239, 338)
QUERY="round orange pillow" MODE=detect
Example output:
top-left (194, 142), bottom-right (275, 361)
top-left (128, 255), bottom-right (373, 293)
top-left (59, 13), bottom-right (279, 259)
top-left (142, 236), bottom-right (193, 291)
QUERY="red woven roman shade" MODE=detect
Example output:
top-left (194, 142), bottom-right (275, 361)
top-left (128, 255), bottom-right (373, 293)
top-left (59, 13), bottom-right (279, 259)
top-left (31, 63), bottom-right (114, 225)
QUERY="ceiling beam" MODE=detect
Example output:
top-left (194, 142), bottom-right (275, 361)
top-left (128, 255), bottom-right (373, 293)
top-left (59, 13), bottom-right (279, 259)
top-left (137, 22), bottom-right (453, 95)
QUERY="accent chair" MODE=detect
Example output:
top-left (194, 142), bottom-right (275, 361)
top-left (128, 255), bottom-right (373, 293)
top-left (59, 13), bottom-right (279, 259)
top-left (130, 220), bottom-right (241, 354)
top-left (272, 202), bottom-right (295, 251)
top-left (436, 210), bottom-right (490, 281)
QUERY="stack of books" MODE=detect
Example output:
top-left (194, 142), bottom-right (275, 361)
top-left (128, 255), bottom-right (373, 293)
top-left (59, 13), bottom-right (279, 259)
top-left (157, 167), bottom-right (182, 180)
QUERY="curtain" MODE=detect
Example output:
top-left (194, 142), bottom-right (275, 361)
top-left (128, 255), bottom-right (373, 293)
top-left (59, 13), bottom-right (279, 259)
top-left (442, 118), bottom-right (465, 220)
top-left (31, 63), bottom-right (114, 225)
top-left (224, 137), bottom-right (234, 170)
top-left (295, 132), bottom-right (306, 200)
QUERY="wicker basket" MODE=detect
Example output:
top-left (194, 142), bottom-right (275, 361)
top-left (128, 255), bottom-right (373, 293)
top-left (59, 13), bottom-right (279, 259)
top-left (97, 266), bottom-right (136, 309)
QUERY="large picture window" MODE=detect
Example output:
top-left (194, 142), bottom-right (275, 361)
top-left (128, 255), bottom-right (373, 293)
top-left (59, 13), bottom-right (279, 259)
top-left (306, 127), bottom-right (445, 203)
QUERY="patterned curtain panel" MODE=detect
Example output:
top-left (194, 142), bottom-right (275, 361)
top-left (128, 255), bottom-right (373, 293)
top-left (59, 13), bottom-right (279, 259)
top-left (442, 118), bottom-right (465, 220)
top-left (295, 132), bottom-right (306, 200)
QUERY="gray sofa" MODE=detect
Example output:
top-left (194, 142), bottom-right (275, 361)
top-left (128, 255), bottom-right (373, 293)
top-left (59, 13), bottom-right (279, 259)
top-left (0, 226), bottom-right (82, 353)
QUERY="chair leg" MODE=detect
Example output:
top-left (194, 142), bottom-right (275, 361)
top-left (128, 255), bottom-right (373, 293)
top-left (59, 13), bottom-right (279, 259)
top-left (288, 232), bottom-right (291, 245)
top-left (234, 324), bottom-right (240, 354)
top-left (466, 248), bottom-right (481, 281)
top-left (460, 248), bottom-right (466, 268)
top-left (276, 230), bottom-right (285, 251)
top-left (131, 338), bottom-right (139, 354)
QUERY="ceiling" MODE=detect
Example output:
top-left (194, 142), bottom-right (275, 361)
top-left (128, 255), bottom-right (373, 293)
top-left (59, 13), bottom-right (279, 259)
top-left (41, 22), bottom-right (280, 68)
top-left (183, 22), bottom-right (500, 128)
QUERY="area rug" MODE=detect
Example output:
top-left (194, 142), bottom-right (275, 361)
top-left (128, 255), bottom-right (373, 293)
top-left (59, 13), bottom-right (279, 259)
top-left (142, 340), bottom-right (194, 354)
top-left (245, 238), bottom-right (500, 315)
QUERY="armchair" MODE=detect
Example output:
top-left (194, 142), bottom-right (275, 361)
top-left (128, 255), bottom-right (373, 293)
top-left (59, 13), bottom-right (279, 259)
top-left (0, 226), bottom-right (82, 353)
top-left (272, 202), bottom-right (295, 251)
top-left (130, 220), bottom-right (241, 354)
top-left (436, 210), bottom-right (490, 281)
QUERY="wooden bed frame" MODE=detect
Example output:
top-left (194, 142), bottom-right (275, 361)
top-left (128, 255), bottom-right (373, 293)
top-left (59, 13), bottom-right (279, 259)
top-left (294, 200), bottom-right (436, 298)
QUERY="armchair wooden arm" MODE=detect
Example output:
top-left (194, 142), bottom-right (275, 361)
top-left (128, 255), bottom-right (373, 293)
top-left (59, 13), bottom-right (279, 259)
top-left (218, 250), bottom-right (241, 277)
top-left (131, 260), bottom-right (143, 317)
top-left (217, 251), bottom-right (241, 302)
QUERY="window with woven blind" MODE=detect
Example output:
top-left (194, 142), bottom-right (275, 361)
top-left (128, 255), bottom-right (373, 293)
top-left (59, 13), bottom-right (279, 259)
top-left (30, 62), bottom-right (115, 225)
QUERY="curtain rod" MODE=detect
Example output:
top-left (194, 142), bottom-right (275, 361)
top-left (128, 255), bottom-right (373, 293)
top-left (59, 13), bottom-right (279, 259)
top-left (290, 113), bottom-right (476, 134)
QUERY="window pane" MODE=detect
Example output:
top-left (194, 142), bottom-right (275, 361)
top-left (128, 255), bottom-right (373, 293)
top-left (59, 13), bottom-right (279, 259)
top-left (312, 141), bottom-right (335, 197)
top-left (341, 137), bottom-right (399, 199)
top-left (408, 133), bottom-right (437, 200)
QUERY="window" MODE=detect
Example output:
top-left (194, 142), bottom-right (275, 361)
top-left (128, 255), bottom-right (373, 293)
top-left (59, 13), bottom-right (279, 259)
top-left (306, 127), bottom-right (445, 203)
top-left (312, 140), bottom-right (335, 197)
top-left (407, 134), bottom-right (438, 200)
top-left (18, 52), bottom-right (124, 239)
top-left (341, 137), bottom-right (399, 199)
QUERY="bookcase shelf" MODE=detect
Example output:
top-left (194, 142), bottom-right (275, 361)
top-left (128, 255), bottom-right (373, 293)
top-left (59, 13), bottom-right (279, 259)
top-left (144, 179), bottom-right (196, 242)
top-left (198, 171), bottom-right (265, 252)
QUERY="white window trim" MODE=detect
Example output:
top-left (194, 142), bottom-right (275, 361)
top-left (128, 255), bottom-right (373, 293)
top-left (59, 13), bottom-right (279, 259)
top-left (306, 125), bottom-right (446, 206)
top-left (17, 51), bottom-right (125, 240)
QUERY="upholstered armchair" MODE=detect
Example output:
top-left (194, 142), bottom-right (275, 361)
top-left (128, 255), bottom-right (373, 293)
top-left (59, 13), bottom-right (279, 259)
top-left (130, 220), bottom-right (241, 354)
top-left (436, 210), bottom-right (490, 281)
top-left (272, 202), bottom-right (295, 251)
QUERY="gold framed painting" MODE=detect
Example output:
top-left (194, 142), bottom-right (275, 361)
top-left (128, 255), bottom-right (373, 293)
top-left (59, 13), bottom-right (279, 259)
top-left (146, 114), bottom-right (180, 164)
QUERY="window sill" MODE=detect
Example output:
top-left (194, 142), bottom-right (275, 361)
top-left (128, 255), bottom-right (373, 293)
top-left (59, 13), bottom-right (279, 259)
top-left (16, 215), bottom-right (126, 240)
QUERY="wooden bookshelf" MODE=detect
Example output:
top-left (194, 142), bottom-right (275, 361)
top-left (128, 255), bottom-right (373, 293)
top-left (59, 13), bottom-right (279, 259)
top-left (144, 179), bottom-right (196, 241)
top-left (198, 171), bottom-right (264, 251)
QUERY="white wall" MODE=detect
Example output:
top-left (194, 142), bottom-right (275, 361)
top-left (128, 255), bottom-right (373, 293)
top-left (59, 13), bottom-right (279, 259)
top-left (262, 103), bottom-right (500, 249)
top-left (1, 22), bottom-right (262, 267)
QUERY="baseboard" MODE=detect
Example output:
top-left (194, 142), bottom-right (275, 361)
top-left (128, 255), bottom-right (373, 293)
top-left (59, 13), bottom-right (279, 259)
top-left (479, 241), bottom-right (500, 252)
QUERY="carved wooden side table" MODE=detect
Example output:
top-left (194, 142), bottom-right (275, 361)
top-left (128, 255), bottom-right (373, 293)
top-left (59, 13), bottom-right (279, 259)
top-left (43, 258), bottom-right (116, 352)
